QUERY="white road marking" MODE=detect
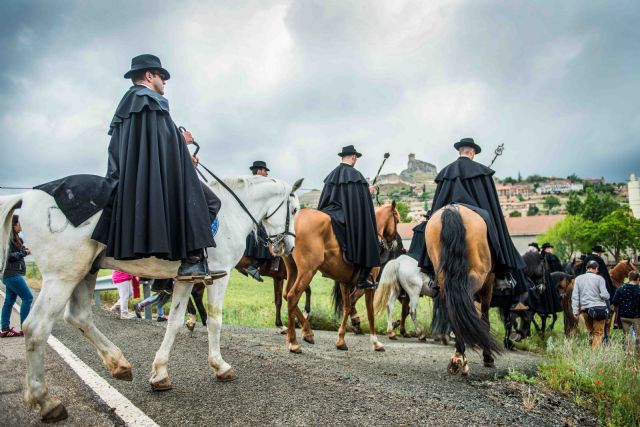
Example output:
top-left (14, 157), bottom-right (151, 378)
top-left (0, 289), bottom-right (158, 427)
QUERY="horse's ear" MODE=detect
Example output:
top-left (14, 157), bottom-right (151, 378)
top-left (291, 178), bottom-right (304, 193)
top-left (391, 199), bottom-right (396, 210)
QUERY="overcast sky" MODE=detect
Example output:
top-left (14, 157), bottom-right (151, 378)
top-left (1, 0), bottom-right (639, 193)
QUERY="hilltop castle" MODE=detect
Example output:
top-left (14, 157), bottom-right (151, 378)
top-left (377, 153), bottom-right (438, 192)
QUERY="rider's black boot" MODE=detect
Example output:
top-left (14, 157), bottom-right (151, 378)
top-left (245, 263), bottom-right (264, 282)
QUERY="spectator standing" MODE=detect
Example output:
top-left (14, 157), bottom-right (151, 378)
top-left (134, 279), bottom-right (172, 321)
top-left (611, 271), bottom-right (640, 351)
top-left (0, 216), bottom-right (33, 337)
top-left (572, 260), bottom-right (611, 349)
top-left (112, 271), bottom-right (136, 319)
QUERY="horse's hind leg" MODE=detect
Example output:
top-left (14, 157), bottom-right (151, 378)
top-left (23, 279), bottom-right (77, 423)
top-left (274, 278), bottom-right (284, 330)
top-left (204, 276), bottom-right (237, 382)
top-left (303, 286), bottom-right (312, 320)
top-left (364, 288), bottom-right (385, 351)
top-left (63, 273), bottom-right (132, 380)
top-left (349, 288), bottom-right (364, 335)
top-left (150, 281), bottom-right (194, 391)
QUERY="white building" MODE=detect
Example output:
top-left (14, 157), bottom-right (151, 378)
top-left (629, 173), bottom-right (640, 218)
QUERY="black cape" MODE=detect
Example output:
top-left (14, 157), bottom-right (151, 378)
top-left (576, 253), bottom-right (615, 297)
top-left (430, 157), bottom-right (525, 271)
top-left (92, 85), bottom-right (214, 261)
top-left (544, 252), bottom-right (564, 274)
top-left (317, 163), bottom-right (380, 268)
top-left (244, 225), bottom-right (273, 261)
top-left (407, 221), bottom-right (429, 268)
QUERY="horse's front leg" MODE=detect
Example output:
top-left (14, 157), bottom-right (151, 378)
top-left (548, 313), bottom-right (557, 332)
top-left (64, 274), bottom-right (132, 380)
top-left (349, 288), bottom-right (364, 335)
top-left (274, 278), bottom-right (285, 332)
top-left (286, 271), bottom-right (314, 353)
top-left (364, 288), bottom-right (385, 351)
top-left (336, 283), bottom-right (351, 350)
top-left (205, 276), bottom-right (237, 381)
top-left (23, 279), bottom-right (77, 423)
top-left (303, 286), bottom-right (312, 319)
top-left (400, 297), bottom-right (411, 337)
top-left (150, 281), bottom-right (194, 391)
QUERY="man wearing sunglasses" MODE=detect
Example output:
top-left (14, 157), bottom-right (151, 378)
top-left (92, 54), bottom-right (224, 281)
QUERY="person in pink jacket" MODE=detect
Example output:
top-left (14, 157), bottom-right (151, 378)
top-left (112, 271), bottom-right (135, 319)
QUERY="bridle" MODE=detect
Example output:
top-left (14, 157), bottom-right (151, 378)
top-left (194, 160), bottom-right (295, 248)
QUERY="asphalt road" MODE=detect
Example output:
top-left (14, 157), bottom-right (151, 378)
top-left (2, 297), bottom-right (600, 426)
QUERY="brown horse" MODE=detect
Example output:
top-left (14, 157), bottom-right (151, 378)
top-left (426, 205), bottom-right (501, 376)
top-left (610, 260), bottom-right (637, 287)
top-left (236, 256), bottom-right (311, 331)
top-left (282, 203), bottom-right (399, 353)
top-left (554, 272), bottom-right (578, 337)
top-left (346, 202), bottom-right (401, 334)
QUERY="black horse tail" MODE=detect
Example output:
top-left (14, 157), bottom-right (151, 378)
top-left (439, 208), bottom-right (501, 357)
top-left (331, 280), bottom-right (343, 318)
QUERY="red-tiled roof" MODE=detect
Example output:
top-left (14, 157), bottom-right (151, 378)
top-left (397, 214), bottom-right (565, 239)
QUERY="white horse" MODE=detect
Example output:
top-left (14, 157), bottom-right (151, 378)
top-left (373, 254), bottom-right (438, 340)
top-left (0, 175), bottom-right (302, 423)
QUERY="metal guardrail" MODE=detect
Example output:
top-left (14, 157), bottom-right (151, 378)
top-left (94, 276), bottom-right (152, 320)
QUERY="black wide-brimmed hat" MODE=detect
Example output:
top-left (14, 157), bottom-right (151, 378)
top-left (592, 245), bottom-right (605, 253)
top-left (541, 242), bottom-right (554, 250)
top-left (249, 160), bottom-right (270, 172)
top-left (529, 242), bottom-right (540, 250)
top-left (338, 145), bottom-right (362, 158)
top-left (453, 137), bottom-right (482, 154)
top-left (124, 54), bottom-right (171, 80)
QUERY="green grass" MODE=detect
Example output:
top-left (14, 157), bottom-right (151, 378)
top-left (538, 333), bottom-right (640, 426)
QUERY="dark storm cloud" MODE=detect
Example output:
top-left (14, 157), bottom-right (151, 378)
top-left (0, 0), bottom-right (638, 195)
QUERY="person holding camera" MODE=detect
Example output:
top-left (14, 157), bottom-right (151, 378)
top-left (572, 260), bottom-right (611, 348)
top-left (1, 215), bottom-right (34, 337)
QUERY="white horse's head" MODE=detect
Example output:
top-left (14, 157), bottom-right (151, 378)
top-left (261, 178), bottom-right (303, 256)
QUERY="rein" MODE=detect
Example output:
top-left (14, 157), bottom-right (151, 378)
top-left (196, 161), bottom-right (294, 247)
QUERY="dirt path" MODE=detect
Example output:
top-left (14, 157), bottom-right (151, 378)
top-left (38, 306), bottom-right (600, 426)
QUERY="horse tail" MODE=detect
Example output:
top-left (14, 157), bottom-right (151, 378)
top-left (374, 258), bottom-right (399, 315)
top-left (439, 208), bottom-right (501, 356)
top-left (331, 280), bottom-right (342, 318)
top-left (0, 194), bottom-right (23, 275)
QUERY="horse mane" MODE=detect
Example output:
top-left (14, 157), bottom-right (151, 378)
top-left (207, 175), bottom-right (278, 192)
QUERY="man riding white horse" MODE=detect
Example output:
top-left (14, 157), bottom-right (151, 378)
top-left (91, 54), bottom-right (225, 280)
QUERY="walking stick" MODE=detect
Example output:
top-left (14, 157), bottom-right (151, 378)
top-left (372, 153), bottom-right (391, 186)
top-left (487, 144), bottom-right (504, 168)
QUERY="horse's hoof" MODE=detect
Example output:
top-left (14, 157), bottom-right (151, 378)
top-left (150, 377), bottom-right (173, 392)
top-left (41, 403), bottom-right (68, 423)
top-left (418, 335), bottom-right (427, 342)
top-left (186, 322), bottom-right (195, 332)
top-left (278, 327), bottom-right (287, 335)
top-left (112, 366), bottom-right (133, 381)
top-left (336, 343), bottom-right (348, 351)
top-left (484, 361), bottom-right (496, 368)
top-left (374, 345), bottom-right (386, 352)
top-left (289, 344), bottom-right (302, 354)
top-left (352, 325), bottom-right (364, 335)
top-left (303, 335), bottom-right (315, 345)
top-left (216, 368), bottom-right (237, 382)
top-left (388, 334), bottom-right (397, 340)
top-left (391, 320), bottom-right (401, 329)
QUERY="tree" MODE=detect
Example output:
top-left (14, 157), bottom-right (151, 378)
top-left (566, 173), bottom-right (581, 183)
top-left (503, 176), bottom-right (517, 185)
top-left (395, 201), bottom-right (412, 223)
top-left (539, 215), bottom-right (592, 262)
top-left (565, 193), bottom-right (582, 215)
top-left (509, 210), bottom-right (522, 217)
top-left (526, 174), bottom-right (546, 183)
top-left (517, 171), bottom-right (522, 182)
top-left (588, 207), bottom-right (640, 261)
top-left (516, 193), bottom-right (525, 202)
top-left (543, 196), bottom-right (561, 212)
top-left (527, 205), bottom-right (539, 216)
top-left (579, 188), bottom-right (620, 222)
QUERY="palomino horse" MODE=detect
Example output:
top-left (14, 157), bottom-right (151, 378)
top-left (282, 203), bottom-right (399, 353)
top-left (236, 256), bottom-right (311, 331)
top-left (426, 205), bottom-right (502, 376)
top-left (373, 254), bottom-right (438, 340)
top-left (0, 176), bottom-right (302, 422)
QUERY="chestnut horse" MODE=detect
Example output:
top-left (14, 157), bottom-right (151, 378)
top-left (426, 205), bottom-right (501, 376)
top-left (282, 203), bottom-right (399, 353)
top-left (553, 272), bottom-right (578, 337)
top-left (610, 260), bottom-right (637, 287)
